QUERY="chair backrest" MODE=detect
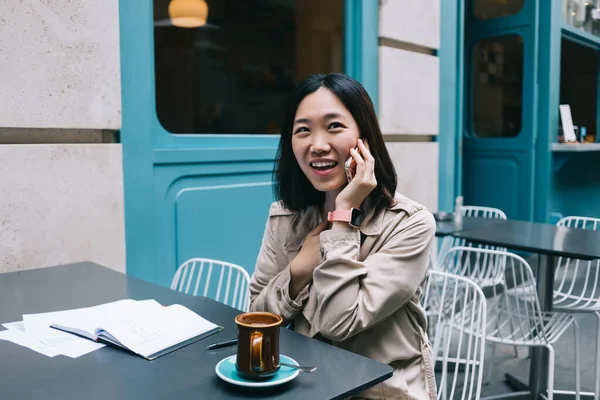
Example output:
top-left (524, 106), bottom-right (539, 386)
top-left (438, 245), bottom-right (507, 288)
top-left (171, 258), bottom-right (251, 312)
top-left (442, 246), bottom-right (548, 343)
top-left (436, 206), bottom-right (507, 269)
top-left (461, 206), bottom-right (507, 220)
top-left (554, 216), bottom-right (600, 309)
top-left (557, 215), bottom-right (600, 230)
top-left (422, 270), bottom-right (487, 400)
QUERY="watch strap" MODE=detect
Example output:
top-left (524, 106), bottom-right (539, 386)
top-left (327, 210), bottom-right (353, 223)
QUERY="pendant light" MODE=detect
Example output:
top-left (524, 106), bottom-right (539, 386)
top-left (169, 0), bottom-right (209, 28)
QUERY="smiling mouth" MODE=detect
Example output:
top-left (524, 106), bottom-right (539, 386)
top-left (310, 161), bottom-right (338, 171)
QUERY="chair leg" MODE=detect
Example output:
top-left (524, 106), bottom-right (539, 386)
top-left (546, 344), bottom-right (555, 400)
top-left (595, 311), bottom-right (600, 400)
top-left (573, 319), bottom-right (581, 400)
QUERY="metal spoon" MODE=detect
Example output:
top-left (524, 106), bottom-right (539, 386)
top-left (280, 362), bottom-right (317, 373)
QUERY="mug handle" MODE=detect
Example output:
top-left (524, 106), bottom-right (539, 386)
top-left (250, 330), bottom-right (264, 373)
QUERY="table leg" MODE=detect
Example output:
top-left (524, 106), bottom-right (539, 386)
top-left (536, 254), bottom-right (555, 312)
top-left (529, 254), bottom-right (555, 399)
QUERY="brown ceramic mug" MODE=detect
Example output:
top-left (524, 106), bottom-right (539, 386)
top-left (235, 312), bottom-right (283, 379)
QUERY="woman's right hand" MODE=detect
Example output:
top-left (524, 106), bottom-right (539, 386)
top-left (289, 221), bottom-right (329, 298)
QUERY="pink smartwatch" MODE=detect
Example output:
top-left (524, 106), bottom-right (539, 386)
top-left (327, 208), bottom-right (363, 228)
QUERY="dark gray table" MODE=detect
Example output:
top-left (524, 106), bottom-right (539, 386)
top-left (0, 262), bottom-right (392, 400)
top-left (434, 216), bottom-right (501, 237)
top-left (454, 220), bottom-right (600, 400)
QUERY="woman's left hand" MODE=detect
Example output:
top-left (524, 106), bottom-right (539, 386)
top-left (335, 139), bottom-right (377, 210)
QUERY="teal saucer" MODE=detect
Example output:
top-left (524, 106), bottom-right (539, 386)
top-left (215, 354), bottom-right (300, 388)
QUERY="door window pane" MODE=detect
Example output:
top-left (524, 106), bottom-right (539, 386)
top-left (473, 0), bottom-right (524, 20)
top-left (153, 0), bottom-right (344, 134)
top-left (560, 39), bottom-right (598, 142)
top-left (472, 35), bottom-right (524, 138)
top-left (564, 0), bottom-right (600, 38)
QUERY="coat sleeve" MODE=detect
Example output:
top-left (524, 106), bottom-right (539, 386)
top-left (312, 209), bottom-right (435, 342)
top-left (249, 210), bottom-right (309, 321)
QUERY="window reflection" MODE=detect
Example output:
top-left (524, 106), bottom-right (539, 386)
top-left (564, 0), bottom-right (600, 38)
top-left (472, 35), bottom-right (524, 138)
top-left (473, 0), bottom-right (524, 20)
top-left (153, 0), bottom-right (344, 134)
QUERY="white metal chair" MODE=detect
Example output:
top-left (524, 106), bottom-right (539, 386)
top-left (441, 247), bottom-right (581, 400)
top-left (554, 216), bottom-right (600, 399)
top-left (433, 245), bottom-right (515, 383)
top-left (437, 206), bottom-right (507, 264)
top-left (422, 270), bottom-right (487, 400)
top-left (171, 258), bottom-right (251, 312)
top-left (434, 207), bottom-right (517, 361)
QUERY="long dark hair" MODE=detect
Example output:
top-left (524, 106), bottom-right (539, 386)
top-left (274, 73), bottom-right (397, 212)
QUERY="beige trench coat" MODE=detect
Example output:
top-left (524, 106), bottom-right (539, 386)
top-left (249, 193), bottom-right (437, 400)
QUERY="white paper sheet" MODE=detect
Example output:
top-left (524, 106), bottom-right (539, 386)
top-left (0, 329), bottom-right (60, 357)
top-left (560, 104), bottom-right (577, 142)
top-left (3, 321), bottom-right (25, 332)
top-left (0, 325), bottom-right (104, 358)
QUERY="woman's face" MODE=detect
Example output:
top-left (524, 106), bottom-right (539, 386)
top-left (291, 87), bottom-right (360, 194)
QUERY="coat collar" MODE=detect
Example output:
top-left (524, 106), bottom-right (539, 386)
top-left (284, 194), bottom-right (405, 252)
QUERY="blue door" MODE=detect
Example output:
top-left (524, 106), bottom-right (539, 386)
top-left (119, 0), bottom-right (378, 286)
top-left (462, 0), bottom-right (538, 220)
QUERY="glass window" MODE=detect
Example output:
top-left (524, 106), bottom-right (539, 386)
top-left (473, 0), bottom-right (524, 20)
top-left (564, 0), bottom-right (600, 38)
top-left (472, 35), bottom-right (524, 138)
top-left (153, 0), bottom-right (344, 134)
top-left (560, 38), bottom-right (598, 142)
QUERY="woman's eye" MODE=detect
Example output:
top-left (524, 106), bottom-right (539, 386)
top-left (294, 126), bottom-right (310, 135)
top-left (328, 122), bottom-right (344, 130)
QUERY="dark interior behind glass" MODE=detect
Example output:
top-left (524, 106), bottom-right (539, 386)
top-left (560, 38), bottom-right (598, 139)
top-left (153, 0), bottom-right (343, 134)
top-left (472, 0), bottom-right (524, 20)
top-left (472, 35), bottom-right (524, 138)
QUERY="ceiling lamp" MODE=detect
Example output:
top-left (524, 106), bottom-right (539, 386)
top-left (169, 0), bottom-right (209, 28)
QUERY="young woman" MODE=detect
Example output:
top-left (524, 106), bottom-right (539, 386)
top-left (249, 73), bottom-right (436, 400)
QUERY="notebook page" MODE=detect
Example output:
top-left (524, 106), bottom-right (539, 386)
top-left (97, 303), bottom-right (221, 359)
top-left (25, 299), bottom-right (138, 338)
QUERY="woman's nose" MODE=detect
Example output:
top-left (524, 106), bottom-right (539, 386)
top-left (310, 135), bottom-right (331, 153)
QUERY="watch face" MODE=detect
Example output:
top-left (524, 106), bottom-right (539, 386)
top-left (350, 208), bottom-right (363, 228)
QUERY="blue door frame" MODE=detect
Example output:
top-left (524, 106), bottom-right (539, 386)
top-left (119, 0), bottom-right (379, 286)
top-left (536, 0), bottom-right (562, 223)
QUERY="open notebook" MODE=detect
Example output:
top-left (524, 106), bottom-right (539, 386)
top-left (47, 299), bottom-right (222, 360)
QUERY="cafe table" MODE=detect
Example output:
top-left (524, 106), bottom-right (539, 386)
top-left (434, 215), bottom-right (501, 237)
top-left (453, 219), bottom-right (600, 400)
top-left (0, 262), bottom-right (392, 400)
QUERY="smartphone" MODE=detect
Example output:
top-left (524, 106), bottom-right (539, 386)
top-left (344, 149), bottom-right (357, 182)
